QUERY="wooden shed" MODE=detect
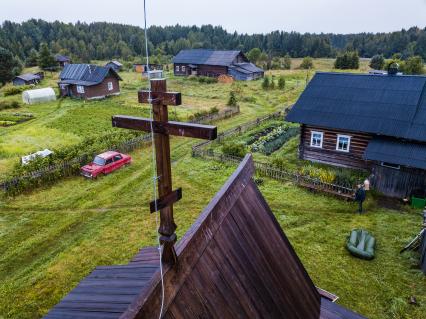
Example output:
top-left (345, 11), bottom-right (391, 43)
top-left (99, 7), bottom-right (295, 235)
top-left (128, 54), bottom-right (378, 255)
top-left (55, 55), bottom-right (72, 68)
top-left (105, 60), bottom-right (123, 72)
top-left (44, 155), bottom-right (365, 319)
top-left (12, 73), bottom-right (41, 86)
top-left (286, 72), bottom-right (426, 198)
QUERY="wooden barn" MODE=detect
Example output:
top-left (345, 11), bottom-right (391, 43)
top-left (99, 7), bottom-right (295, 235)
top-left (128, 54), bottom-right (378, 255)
top-left (55, 55), bottom-right (72, 68)
top-left (173, 49), bottom-right (264, 80)
top-left (286, 72), bottom-right (426, 198)
top-left (12, 73), bottom-right (41, 86)
top-left (58, 64), bottom-right (122, 100)
top-left (105, 60), bottom-right (123, 72)
top-left (44, 78), bottom-right (365, 319)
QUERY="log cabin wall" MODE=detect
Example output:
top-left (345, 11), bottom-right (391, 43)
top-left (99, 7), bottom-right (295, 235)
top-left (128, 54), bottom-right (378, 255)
top-left (371, 164), bottom-right (426, 198)
top-left (300, 125), bottom-right (372, 170)
top-left (197, 64), bottom-right (227, 77)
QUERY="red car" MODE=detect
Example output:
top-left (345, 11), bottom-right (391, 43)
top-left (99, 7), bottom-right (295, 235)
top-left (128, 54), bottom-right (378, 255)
top-left (81, 151), bottom-right (131, 178)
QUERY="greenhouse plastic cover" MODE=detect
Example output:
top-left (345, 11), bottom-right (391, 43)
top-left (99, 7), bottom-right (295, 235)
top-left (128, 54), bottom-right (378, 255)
top-left (22, 87), bottom-right (56, 104)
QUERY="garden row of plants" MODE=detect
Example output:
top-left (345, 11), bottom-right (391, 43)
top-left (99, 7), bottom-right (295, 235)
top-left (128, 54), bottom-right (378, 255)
top-left (0, 100), bottom-right (21, 110)
top-left (221, 121), bottom-right (299, 157)
top-left (0, 113), bottom-right (34, 126)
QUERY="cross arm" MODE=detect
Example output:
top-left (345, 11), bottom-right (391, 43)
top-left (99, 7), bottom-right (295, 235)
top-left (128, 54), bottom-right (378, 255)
top-left (112, 115), bottom-right (217, 140)
top-left (138, 90), bottom-right (182, 106)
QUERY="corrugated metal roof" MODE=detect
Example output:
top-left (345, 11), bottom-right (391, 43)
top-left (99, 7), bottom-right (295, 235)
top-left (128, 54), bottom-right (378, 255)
top-left (15, 73), bottom-right (40, 81)
top-left (364, 137), bottom-right (426, 169)
top-left (229, 62), bottom-right (264, 74)
top-left (286, 72), bottom-right (426, 142)
top-left (59, 64), bottom-right (122, 86)
top-left (107, 60), bottom-right (123, 67)
top-left (173, 49), bottom-right (245, 66)
top-left (55, 55), bottom-right (71, 62)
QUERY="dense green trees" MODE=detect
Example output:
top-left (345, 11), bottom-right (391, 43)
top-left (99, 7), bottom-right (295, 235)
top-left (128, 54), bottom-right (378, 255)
top-left (37, 43), bottom-right (56, 70)
top-left (369, 54), bottom-right (385, 70)
top-left (2, 20), bottom-right (426, 64)
top-left (0, 47), bottom-right (21, 85)
top-left (334, 51), bottom-right (359, 69)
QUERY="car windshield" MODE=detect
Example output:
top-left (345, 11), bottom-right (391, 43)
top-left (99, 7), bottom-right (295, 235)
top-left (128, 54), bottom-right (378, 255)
top-left (93, 156), bottom-right (106, 166)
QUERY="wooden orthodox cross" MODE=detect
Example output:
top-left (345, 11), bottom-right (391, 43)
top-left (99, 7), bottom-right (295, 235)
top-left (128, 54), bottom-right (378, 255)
top-left (112, 78), bottom-right (217, 265)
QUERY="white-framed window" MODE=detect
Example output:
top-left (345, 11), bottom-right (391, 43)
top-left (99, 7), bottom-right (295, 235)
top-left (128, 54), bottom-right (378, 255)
top-left (76, 85), bottom-right (85, 94)
top-left (108, 82), bottom-right (113, 91)
top-left (176, 65), bottom-right (180, 72)
top-left (310, 131), bottom-right (323, 148)
top-left (336, 135), bottom-right (351, 152)
top-left (381, 162), bottom-right (400, 170)
top-left (182, 66), bottom-right (186, 72)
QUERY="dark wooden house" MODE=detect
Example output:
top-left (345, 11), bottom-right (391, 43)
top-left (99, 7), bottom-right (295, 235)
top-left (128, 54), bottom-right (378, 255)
top-left (55, 55), bottom-right (72, 68)
top-left (105, 60), bottom-right (123, 72)
top-left (12, 73), bottom-right (41, 86)
top-left (286, 72), bottom-right (426, 198)
top-left (173, 49), bottom-right (264, 80)
top-left (44, 155), bottom-right (366, 319)
top-left (58, 64), bottom-right (122, 100)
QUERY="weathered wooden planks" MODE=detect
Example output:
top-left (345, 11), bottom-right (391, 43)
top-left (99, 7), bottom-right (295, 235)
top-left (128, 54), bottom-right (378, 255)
top-left (43, 249), bottom-right (160, 319)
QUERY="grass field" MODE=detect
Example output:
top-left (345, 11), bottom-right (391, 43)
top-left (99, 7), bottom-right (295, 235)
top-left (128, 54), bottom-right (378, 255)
top-left (0, 59), bottom-right (425, 319)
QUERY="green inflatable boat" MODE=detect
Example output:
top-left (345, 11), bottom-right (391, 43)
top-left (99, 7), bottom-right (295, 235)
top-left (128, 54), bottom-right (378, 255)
top-left (346, 229), bottom-right (376, 260)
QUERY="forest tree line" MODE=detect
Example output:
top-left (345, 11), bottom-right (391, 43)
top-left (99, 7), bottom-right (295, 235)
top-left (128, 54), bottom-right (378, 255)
top-left (1, 19), bottom-right (426, 64)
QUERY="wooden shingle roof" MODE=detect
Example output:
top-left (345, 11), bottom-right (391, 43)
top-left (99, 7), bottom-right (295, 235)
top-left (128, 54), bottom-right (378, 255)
top-left (44, 155), bottom-right (366, 319)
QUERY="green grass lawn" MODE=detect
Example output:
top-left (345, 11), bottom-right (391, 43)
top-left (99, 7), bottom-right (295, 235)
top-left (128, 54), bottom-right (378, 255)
top-left (0, 59), bottom-right (425, 319)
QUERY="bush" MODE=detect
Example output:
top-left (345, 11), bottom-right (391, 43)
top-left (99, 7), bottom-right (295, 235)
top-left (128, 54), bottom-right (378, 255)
top-left (278, 76), bottom-right (286, 90)
top-left (227, 91), bottom-right (238, 106)
top-left (283, 54), bottom-right (292, 70)
top-left (300, 57), bottom-right (313, 69)
top-left (334, 51), bottom-right (359, 69)
top-left (404, 56), bottom-right (424, 75)
top-left (262, 77), bottom-right (270, 90)
top-left (222, 142), bottom-right (246, 158)
top-left (298, 164), bottom-right (367, 187)
top-left (3, 85), bottom-right (31, 96)
top-left (197, 76), bottom-right (218, 84)
top-left (369, 54), bottom-right (385, 70)
top-left (0, 100), bottom-right (20, 110)
top-left (210, 106), bottom-right (219, 114)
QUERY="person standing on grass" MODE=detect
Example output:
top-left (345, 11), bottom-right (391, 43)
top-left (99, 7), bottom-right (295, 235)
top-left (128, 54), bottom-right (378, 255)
top-left (355, 184), bottom-right (366, 213)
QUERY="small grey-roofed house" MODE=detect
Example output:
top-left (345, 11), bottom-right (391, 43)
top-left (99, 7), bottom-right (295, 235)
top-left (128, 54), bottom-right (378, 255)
top-left (13, 73), bottom-right (41, 86)
top-left (58, 64), bottom-right (122, 100)
top-left (105, 60), bottom-right (123, 71)
top-left (55, 55), bottom-right (71, 68)
top-left (173, 49), bottom-right (264, 80)
top-left (286, 71), bottom-right (426, 197)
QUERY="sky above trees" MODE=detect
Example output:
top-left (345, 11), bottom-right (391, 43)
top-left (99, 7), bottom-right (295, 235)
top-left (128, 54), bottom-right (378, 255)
top-left (1, 0), bottom-right (426, 34)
